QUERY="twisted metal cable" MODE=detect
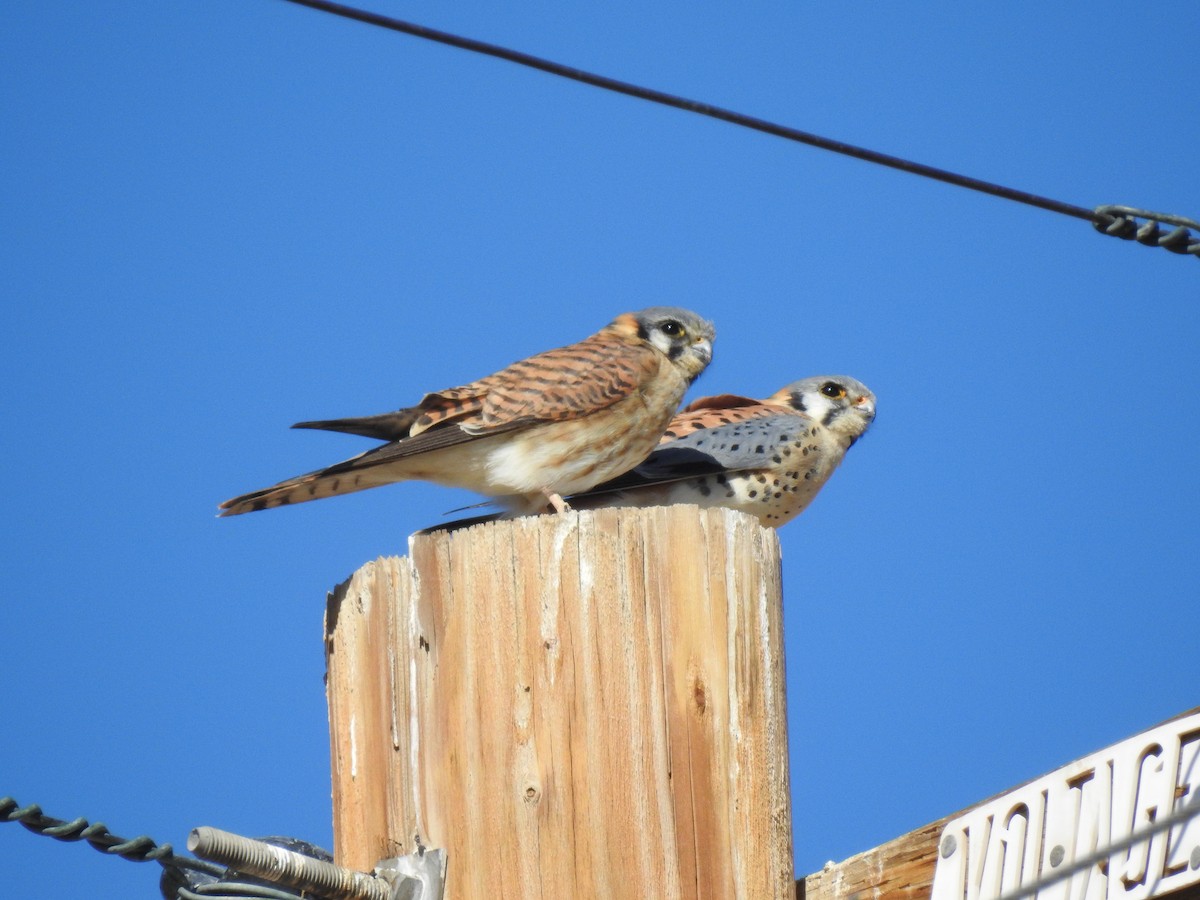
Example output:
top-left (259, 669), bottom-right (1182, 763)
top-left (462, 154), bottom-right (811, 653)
top-left (0, 796), bottom-right (310, 900)
top-left (275, 0), bottom-right (1198, 263)
top-left (1094, 206), bottom-right (1200, 258)
top-left (1, 795), bottom-right (178, 864)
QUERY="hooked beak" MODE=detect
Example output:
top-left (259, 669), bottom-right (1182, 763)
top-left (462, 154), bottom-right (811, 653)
top-left (854, 394), bottom-right (876, 422)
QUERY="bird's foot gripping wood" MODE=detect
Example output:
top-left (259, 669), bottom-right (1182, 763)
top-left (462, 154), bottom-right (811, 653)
top-left (543, 489), bottom-right (571, 514)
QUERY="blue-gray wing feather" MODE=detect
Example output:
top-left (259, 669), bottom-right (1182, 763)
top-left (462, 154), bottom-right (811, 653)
top-left (595, 415), bottom-right (805, 491)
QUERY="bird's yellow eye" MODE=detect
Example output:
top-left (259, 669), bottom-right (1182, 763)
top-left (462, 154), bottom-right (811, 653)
top-left (660, 320), bottom-right (686, 338)
top-left (821, 382), bottom-right (846, 399)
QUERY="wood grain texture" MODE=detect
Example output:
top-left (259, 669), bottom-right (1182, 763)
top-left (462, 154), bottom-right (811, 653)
top-left (325, 506), bottom-right (793, 899)
top-left (797, 816), bottom-right (949, 900)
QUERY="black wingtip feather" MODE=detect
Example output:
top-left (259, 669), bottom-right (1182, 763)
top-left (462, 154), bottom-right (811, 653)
top-left (291, 410), bottom-right (419, 442)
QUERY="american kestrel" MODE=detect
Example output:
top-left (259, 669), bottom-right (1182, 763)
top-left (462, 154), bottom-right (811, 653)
top-left (566, 375), bottom-right (875, 527)
top-left (218, 307), bottom-right (715, 517)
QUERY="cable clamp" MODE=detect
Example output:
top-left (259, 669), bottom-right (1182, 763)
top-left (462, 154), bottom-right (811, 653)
top-left (188, 825), bottom-right (446, 900)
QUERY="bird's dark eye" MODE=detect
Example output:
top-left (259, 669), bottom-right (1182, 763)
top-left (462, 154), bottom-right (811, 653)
top-left (660, 320), bottom-right (685, 338)
top-left (821, 382), bottom-right (846, 399)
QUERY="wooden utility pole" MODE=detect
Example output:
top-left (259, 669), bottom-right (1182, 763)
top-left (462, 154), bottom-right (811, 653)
top-left (324, 506), bottom-right (793, 899)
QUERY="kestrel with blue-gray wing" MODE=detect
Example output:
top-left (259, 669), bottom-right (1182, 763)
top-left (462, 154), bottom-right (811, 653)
top-left (568, 375), bottom-right (875, 526)
top-left (218, 307), bottom-right (715, 517)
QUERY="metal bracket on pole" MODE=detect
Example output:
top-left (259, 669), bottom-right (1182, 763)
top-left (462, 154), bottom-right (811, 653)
top-left (375, 849), bottom-right (447, 900)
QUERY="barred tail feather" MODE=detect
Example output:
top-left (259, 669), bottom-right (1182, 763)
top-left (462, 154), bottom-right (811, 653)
top-left (218, 466), bottom-right (401, 516)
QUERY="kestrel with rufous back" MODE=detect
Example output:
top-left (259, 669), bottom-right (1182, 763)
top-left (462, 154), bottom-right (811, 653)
top-left (219, 307), bottom-right (715, 517)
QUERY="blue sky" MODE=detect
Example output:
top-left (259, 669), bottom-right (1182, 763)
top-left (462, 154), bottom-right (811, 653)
top-left (3, 2), bottom-right (1198, 897)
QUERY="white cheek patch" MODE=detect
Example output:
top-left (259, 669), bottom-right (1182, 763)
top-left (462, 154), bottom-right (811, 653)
top-left (801, 393), bottom-right (836, 423)
top-left (648, 331), bottom-right (673, 355)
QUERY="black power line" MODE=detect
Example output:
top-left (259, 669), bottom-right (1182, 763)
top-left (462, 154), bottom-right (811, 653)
top-left (274, 0), bottom-right (1199, 262)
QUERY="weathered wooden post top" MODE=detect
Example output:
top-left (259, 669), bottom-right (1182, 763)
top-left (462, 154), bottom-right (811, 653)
top-left (324, 505), bottom-right (794, 899)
